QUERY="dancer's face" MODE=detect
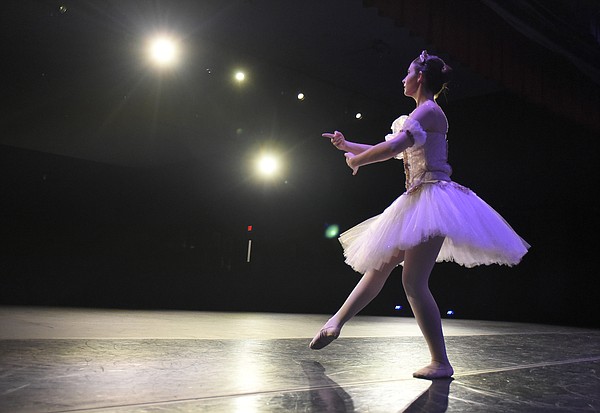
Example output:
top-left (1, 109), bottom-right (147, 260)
top-left (402, 63), bottom-right (421, 97)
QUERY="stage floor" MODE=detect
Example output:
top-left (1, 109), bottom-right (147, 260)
top-left (0, 306), bottom-right (598, 412)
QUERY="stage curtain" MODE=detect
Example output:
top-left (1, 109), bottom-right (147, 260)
top-left (364, 0), bottom-right (600, 132)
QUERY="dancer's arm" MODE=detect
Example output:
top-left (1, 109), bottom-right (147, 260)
top-left (322, 131), bottom-right (372, 155)
top-left (346, 105), bottom-right (437, 175)
top-left (345, 132), bottom-right (414, 175)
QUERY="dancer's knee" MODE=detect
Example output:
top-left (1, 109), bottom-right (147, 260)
top-left (402, 267), bottom-right (431, 301)
top-left (403, 279), bottom-right (429, 302)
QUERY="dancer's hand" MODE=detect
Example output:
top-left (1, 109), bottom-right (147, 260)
top-left (322, 130), bottom-right (347, 151)
top-left (344, 152), bottom-right (359, 175)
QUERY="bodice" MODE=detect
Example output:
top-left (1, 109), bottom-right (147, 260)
top-left (386, 115), bottom-right (452, 192)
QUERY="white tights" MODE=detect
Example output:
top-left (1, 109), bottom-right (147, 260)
top-left (324, 236), bottom-right (453, 378)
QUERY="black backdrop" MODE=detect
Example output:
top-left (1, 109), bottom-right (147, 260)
top-left (2, 90), bottom-right (598, 328)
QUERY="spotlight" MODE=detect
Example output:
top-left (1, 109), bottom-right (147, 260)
top-left (297, 92), bottom-right (305, 100)
top-left (395, 305), bottom-right (403, 310)
top-left (446, 310), bottom-right (455, 316)
top-left (148, 35), bottom-right (179, 68)
top-left (355, 112), bottom-right (363, 119)
top-left (256, 153), bottom-right (279, 178)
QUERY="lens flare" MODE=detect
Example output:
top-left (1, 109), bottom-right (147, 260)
top-left (325, 224), bottom-right (340, 239)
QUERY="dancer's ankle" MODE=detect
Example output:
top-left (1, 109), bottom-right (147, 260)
top-left (330, 314), bottom-right (348, 328)
top-left (323, 317), bottom-right (342, 330)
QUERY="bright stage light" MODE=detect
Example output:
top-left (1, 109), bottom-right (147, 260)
top-left (257, 154), bottom-right (279, 177)
top-left (251, 147), bottom-right (285, 182)
top-left (148, 35), bottom-right (179, 67)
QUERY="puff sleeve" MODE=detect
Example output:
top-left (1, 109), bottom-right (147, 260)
top-left (385, 115), bottom-right (426, 159)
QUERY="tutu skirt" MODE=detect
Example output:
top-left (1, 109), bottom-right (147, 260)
top-left (339, 181), bottom-right (530, 273)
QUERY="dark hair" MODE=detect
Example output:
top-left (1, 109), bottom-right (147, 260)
top-left (412, 51), bottom-right (453, 99)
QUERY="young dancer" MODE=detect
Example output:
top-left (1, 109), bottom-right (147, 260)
top-left (311, 51), bottom-right (530, 380)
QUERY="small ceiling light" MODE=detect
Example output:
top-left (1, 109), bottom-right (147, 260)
top-left (355, 112), bottom-right (363, 119)
top-left (235, 71), bottom-right (246, 82)
top-left (297, 92), bottom-right (305, 100)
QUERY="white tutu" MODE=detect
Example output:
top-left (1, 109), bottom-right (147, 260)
top-left (339, 180), bottom-right (530, 273)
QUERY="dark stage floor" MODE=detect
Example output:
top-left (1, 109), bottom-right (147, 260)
top-left (0, 307), bottom-right (598, 412)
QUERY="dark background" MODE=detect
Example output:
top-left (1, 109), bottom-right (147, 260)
top-left (1, 0), bottom-right (599, 327)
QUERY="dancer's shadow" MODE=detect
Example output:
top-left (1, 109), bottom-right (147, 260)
top-left (300, 360), bottom-right (355, 412)
top-left (300, 360), bottom-right (452, 413)
top-left (401, 378), bottom-right (453, 413)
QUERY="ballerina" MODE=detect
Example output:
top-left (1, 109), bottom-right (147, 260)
top-left (311, 51), bottom-right (530, 380)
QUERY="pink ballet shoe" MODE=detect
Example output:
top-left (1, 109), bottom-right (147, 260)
top-left (412, 362), bottom-right (454, 380)
top-left (309, 326), bottom-right (340, 350)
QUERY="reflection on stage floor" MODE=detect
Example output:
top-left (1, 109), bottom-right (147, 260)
top-left (1, 307), bottom-right (598, 412)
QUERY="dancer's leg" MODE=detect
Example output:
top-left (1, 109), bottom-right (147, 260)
top-left (330, 253), bottom-right (405, 328)
top-left (402, 236), bottom-right (453, 379)
top-left (309, 251), bottom-right (405, 349)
